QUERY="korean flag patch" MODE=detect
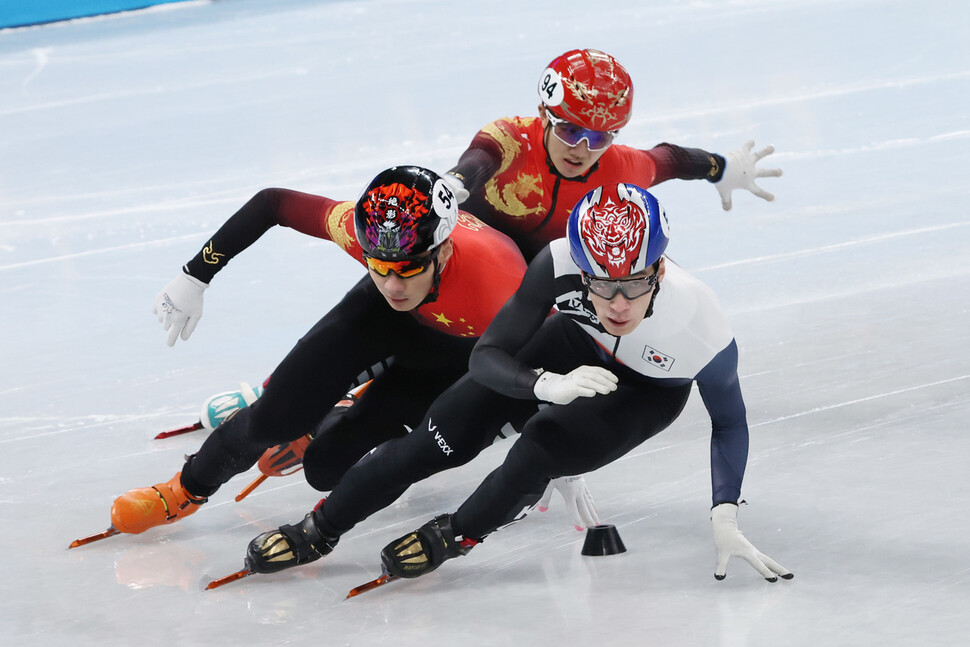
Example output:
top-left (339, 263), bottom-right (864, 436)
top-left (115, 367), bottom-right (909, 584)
top-left (642, 345), bottom-right (674, 371)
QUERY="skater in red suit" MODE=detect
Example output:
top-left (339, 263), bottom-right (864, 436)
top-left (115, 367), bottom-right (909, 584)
top-left (109, 166), bottom-right (528, 536)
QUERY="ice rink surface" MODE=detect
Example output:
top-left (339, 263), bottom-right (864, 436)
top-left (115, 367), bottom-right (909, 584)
top-left (2, 0), bottom-right (968, 644)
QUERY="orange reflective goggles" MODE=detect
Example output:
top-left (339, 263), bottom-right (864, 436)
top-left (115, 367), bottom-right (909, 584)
top-left (364, 249), bottom-right (438, 278)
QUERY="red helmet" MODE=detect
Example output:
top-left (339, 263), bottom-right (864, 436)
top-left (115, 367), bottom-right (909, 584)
top-left (537, 49), bottom-right (633, 131)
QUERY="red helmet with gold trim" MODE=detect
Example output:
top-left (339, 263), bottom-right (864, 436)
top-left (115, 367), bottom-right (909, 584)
top-left (537, 49), bottom-right (633, 131)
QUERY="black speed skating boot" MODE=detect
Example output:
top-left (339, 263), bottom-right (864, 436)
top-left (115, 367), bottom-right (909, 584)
top-left (380, 514), bottom-right (475, 579)
top-left (245, 513), bottom-right (339, 574)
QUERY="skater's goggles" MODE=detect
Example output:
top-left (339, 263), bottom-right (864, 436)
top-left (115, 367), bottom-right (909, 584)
top-left (583, 272), bottom-right (659, 300)
top-left (364, 248), bottom-right (439, 279)
top-left (546, 112), bottom-right (618, 151)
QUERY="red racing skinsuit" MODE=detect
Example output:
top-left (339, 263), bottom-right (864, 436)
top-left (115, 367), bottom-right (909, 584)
top-left (177, 189), bottom-right (527, 496)
top-left (449, 116), bottom-right (725, 259)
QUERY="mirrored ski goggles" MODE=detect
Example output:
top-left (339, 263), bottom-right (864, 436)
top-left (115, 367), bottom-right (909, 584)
top-left (364, 249), bottom-right (438, 278)
top-left (546, 112), bottom-right (619, 151)
top-left (583, 272), bottom-right (659, 300)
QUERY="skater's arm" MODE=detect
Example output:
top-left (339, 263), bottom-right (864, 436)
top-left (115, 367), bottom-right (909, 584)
top-left (644, 143), bottom-right (725, 186)
top-left (469, 248), bottom-right (557, 398)
top-left (183, 189), bottom-right (351, 283)
top-left (447, 143), bottom-right (502, 198)
top-left (155, 189), bottom-right (352, 346)
top-left (694, 340), bottom-right (749, 506)
top-left (645, 141), bottom-right (782, 211)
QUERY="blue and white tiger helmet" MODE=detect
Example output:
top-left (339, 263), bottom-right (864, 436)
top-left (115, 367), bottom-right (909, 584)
top-left (567, 182), bottom-right (669, 278)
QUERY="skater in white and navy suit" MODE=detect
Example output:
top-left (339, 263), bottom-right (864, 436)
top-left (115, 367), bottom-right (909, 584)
top-left (375, 183), bottom-right (794, 583)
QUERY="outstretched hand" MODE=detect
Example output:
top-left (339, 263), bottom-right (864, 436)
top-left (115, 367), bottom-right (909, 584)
top-left (715, 141), bottom-right (782, 211)
top-left (153, 271), bottom-right (207, 346)
top-left (537, 475), bottom-right (599, 530)
top-left (712, 503), bottom-right (793, 582)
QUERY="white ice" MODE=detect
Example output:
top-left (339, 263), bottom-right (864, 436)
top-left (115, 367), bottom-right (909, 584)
top-left (1, 0), bottom-right (969, 645)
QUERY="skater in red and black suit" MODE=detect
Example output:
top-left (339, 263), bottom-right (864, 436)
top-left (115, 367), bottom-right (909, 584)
top-left (440, 48), bottom-right (781, 260)
top-left (109, 166), bottom-right (528, 536)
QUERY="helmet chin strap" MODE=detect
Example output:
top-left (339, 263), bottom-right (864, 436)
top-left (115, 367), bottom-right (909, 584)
top-left (642, 259), bottom-right (663, 319)
top-left (643, 283), bottom-right (660, 319)
top-left (419, 255), bottom-right (444, 306)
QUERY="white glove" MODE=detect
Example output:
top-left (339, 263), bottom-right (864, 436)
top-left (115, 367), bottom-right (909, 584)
top-left (441, 173), bottom-right (470, 204)
top-left (537, 475), bottom-right (600, 531)
top-left (533, 366), bottom-right (618, 405)
top-left (714, 140), bottom-right (783, 211)
top-left (712, 503), bottom-right (793, 582)
top-left (153, 271), bottom-right (208, 347)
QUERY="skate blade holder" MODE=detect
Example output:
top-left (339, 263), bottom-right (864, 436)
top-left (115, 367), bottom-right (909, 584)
top-left (581, 524), bottom-right (627, 556)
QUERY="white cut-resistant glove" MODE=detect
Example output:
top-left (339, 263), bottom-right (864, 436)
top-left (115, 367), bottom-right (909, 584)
top-left (537, 475), bottom-right (600, 531)
top-left (153, 270), bottom-right (208, 347)
top-left (533, 366), bottom-right (618, 405)
top-left (714, 140), bottom-right (783, 211)
top-left (441, 173), bottom-right (470, 204)
top-left (712, 503), bottom-right (793, 582)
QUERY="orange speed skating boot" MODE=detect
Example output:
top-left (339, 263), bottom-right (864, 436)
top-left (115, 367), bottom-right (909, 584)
top-left (110, 471), bottom-right (207, 534)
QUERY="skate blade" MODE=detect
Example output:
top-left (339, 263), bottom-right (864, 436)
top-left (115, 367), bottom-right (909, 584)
top-left (203, 568), bottom-right (252, 590)
top-left (68, 527), bottom-right (120, 549)
top-left (234, 474), bottom-right (268, 502)
top-left (346, 573), bottom-right (396, 599)
top-left (154, 421), bottom-right (204, 440)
